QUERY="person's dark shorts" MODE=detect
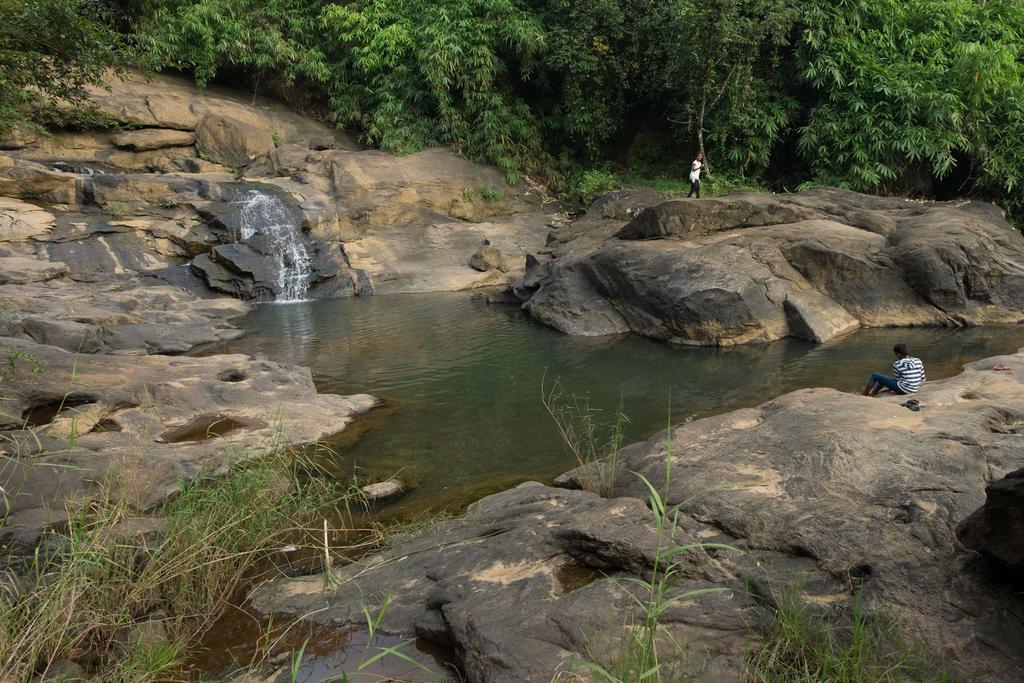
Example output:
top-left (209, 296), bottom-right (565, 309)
top-left (869, 372), bottom-right (906, 394)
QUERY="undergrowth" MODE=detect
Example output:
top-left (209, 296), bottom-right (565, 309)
top-left (568, 167), bottom-right (768, 207)
top-left (744, 585), bottom-right (947, 682)
top-left (542, 378), bottom-right (629, 497)
top-left (0, 444), bottom-right (378, 681)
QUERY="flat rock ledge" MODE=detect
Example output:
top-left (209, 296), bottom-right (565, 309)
top-left (249, 349), bottom-right (1024, 682)
top-left (0, 337), bottom-right (377, 547)
top-left (514, 189), bottom-right (1024, 345)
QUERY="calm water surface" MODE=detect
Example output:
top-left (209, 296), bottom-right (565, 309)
top-left (208, 292), bottom-right (1024, 514)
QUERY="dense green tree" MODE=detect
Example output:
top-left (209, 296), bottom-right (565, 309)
top-left (798, 0), bottom-right (1024, 201)
top-left (0, 0), bottom-right (125, 132)
top-left (660, 0), bottom-right (801, 175)
top-left (39, 0), bottom-right (1024, 217)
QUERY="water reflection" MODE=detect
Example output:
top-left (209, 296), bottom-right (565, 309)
top-left (206, 292), bottom-right (1024, 513)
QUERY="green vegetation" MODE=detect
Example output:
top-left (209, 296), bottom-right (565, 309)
top-left (745, 585), bottom-right (947, 682)
top-left (104, 201), bottom-right (130, 218)
top-left (542, 379), bottom-right (629, 497)
top-left (0, 445), bottom-right (375, 681)
top-left (0, 0), bottom-right (127, 134)
top-left (569, 167), bottom-right (766, 206)
top-left (5, 0), bottom-right (1024, 217)
top-left (462, 185), bottom-right (504, 202)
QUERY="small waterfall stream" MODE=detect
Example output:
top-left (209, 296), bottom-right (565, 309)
top-left (234, 190), bottom-right (314, 302)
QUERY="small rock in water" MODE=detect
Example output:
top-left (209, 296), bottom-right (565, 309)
top-left (361, 479), bottom-right (405, 502)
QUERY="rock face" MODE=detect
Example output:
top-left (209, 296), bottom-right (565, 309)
top-left (958, 467), bottom-right (1024, 578)
top-left (0, 336), bottom-right (377, 547)
top-left (250, 350), bottom-right (1024, 682)
top-left (194, 114), bottom-right (276, 168)
top-left (0, 70), bottom-right (553, 299)
top-left (514, 190), bottom-right (1024, 345)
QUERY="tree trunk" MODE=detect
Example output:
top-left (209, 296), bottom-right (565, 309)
top-left (697, 92), bottom-right (711, 179)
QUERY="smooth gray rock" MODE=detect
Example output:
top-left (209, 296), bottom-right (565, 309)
top-left (958, 467), bottom-right (1024, 577)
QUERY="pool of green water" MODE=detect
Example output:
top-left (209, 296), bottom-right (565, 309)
top-left (208, 292), bottom-right (1024, 515)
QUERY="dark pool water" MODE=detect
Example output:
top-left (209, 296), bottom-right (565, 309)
top-left (205, 292), bottom-right (1024, 515)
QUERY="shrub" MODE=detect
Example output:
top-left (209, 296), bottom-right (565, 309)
top-left (569, 168), bottom-right (620, 207)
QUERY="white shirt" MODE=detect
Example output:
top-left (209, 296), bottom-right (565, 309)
top-left (690, 160), bottom-right (702, 183)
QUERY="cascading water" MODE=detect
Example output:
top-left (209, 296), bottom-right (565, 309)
top-left (234, 190), bottom-right (313, 302)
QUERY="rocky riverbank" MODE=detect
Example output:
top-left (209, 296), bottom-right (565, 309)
top-left (250, 350), bottom-right (1024, 682)
top-left (2, 70), bottom-right (1023, 682)
top-left (0, 71), bottom-right (557, 546)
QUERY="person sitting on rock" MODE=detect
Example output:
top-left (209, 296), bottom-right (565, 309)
top-left (863, 343), bottom-right (926, 396)
top-left (687, 152), bottom-right (704, 198)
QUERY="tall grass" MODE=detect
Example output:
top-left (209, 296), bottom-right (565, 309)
top-left (0, 445), bottom-right (378, 681)
top-left (744, 585), bottom-right (946, 682)
top-left (542, 379), bottom-right (629, 497)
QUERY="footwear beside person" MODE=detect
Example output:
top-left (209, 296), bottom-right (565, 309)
top-left (863, 343), bottom-right (926, 396)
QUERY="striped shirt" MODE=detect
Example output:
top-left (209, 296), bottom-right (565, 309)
top-left (893, 357), bottom-right (926, 393)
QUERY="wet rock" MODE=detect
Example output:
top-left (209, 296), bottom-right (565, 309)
top-left (195, 114), bottom-right (275, 168)
top-left (360, 479), bottom-right (405, 502)
top-left (958, 467), bottom-right (1024, 578)
top-left (111, 128), bottom-right (196, 151)
top-left (0, 257), bottom-right (68, 284)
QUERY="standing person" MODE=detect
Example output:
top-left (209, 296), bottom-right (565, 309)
top-left (687, 152), bottom-right (704, 198)
top-left (863, 343), bottom-right (926, 396)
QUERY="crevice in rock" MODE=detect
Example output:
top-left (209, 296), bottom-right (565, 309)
top-left (21, 395), bottom-right (97, 428)
top-left (158, 413), bottom-right (265, 443)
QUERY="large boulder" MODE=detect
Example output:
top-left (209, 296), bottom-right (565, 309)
top-left (194, 114), bottom-right (276, 169)
top-left (0, 281), bottom-right (250, 355)
top-left (514, 189), bottom-right (1024, 345)
top-left (250, 482), bottom-right (752, 683)
top-left (958, 468), bottom-right (1024, 577)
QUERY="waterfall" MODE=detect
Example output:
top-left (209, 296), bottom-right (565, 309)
top-left (235, 190), bottom-right (313, 302)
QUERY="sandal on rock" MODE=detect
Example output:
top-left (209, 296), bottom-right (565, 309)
top-left (992, 365), bottom-right (1014, 374)
top-left (901, 399), bottom-right (921, 412)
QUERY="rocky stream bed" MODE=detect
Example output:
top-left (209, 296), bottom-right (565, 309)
top-left (0, 73), bottom-right (1022, 682)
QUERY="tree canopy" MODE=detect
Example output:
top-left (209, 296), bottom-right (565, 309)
top-left (0, 0), bottom-right (126, 132)
top-left (3, 0), bottom-right (1024, 219)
